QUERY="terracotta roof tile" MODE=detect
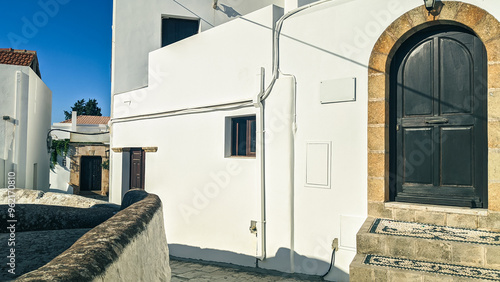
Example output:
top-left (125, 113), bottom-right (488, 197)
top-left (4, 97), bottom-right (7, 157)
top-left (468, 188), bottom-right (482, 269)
top-left (0, 48), bottom-right (36, 66)
top-left (0, 48), bottom-right (41, 77)
top-left (61, 116), bottom-right (110, 125)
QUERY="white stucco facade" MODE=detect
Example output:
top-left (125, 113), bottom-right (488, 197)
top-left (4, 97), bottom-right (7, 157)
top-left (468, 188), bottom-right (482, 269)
top-left (110, 0), bottom-right (500, 280)
top-left (0, 64), bottom-right (52, 191)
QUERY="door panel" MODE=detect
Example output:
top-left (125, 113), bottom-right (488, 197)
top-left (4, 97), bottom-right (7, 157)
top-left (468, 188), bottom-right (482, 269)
top-left (441, 127), bottom-right (473, 186)
top-left (440, 39), bottom-right (472, 114)
top-left (403, 128), bottom-right (433, 185)
top-left (391, 26), bottom-right (487, 207)
top-left (403, 40), bottom-right (434, 117)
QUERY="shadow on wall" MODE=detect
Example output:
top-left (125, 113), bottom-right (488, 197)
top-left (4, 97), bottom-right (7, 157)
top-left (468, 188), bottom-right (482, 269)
top-left (298, 0), bottom-right (321, 6)
top-left (169, 244), bottom-right (348, 280)
top-left (216, 4), bottom-right (241, 18)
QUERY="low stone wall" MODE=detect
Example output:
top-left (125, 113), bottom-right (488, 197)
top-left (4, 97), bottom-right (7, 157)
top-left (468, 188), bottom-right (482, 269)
top-left (0, 188), bottom-right (114, 208)
top-left (0, 189), bottom-right (118, 233)
top-left (0, 189), bottom-right (170, 281)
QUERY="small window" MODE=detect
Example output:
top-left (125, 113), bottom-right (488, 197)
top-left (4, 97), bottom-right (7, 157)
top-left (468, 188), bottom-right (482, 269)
top-left (161, 17), bottom-right (199, 47)
top-left (231, 116), bottom-right (256, 157)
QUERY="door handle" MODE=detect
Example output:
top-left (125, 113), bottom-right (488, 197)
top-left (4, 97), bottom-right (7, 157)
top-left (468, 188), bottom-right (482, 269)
top-left (425, 117), bottom-right (449, 124)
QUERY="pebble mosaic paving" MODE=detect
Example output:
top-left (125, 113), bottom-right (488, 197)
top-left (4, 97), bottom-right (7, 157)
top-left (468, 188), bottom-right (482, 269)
top-left (370, 218), bottom-right (500, 245)
top-left (364, 254), bottom-right (500, 281)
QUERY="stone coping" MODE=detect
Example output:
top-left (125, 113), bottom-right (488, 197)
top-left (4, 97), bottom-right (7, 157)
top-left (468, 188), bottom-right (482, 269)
top-left (16, 192), bottom-right (163, 281)
top-left (0, 204), bottom-right (117, 232)
top-left (0, 188), bottom-right (116, 209)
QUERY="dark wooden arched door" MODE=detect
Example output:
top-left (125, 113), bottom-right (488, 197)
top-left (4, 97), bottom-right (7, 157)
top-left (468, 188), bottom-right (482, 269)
top-left (390, 26), bottom-right (487, 207)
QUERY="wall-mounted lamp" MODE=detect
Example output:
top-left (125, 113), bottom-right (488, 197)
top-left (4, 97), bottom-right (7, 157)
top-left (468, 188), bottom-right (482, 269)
top-left (424, 0), bottom-right (436, 13)
top-left (3, 116), bottom-right (10, 121)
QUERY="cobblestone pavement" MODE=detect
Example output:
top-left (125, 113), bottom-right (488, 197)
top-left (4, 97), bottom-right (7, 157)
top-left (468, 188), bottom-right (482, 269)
top-left (170, 257), bottom-right (323, 281)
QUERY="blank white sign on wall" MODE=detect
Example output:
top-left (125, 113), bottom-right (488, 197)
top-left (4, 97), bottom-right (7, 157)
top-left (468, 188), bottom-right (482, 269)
top-left (320, 77), bottom-right (356, 104)
top-left (305, 141), bottom-right (331, 189)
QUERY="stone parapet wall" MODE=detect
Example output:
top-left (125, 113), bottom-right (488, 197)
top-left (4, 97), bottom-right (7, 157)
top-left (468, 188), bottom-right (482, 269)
top-left (15, 191), bottom-right (170, 281)
top-left (0, 204), bottom-right (117, 232)
top-left (0, 188), bottom-right (114, 208)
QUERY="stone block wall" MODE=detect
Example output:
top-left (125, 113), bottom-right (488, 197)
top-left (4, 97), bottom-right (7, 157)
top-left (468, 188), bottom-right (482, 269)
top-left (1, 189), bottom-right (170, 281)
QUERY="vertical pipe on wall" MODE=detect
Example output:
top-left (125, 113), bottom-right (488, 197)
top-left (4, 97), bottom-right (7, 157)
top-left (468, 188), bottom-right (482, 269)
top-left (285, 73), bottom-right (297, 273)
top-left (109, 0), bottom-right (118, 203)
top-left (255, 67), bottom-right (267, 261)
top-left (12, 72), bottom-right (21, 177)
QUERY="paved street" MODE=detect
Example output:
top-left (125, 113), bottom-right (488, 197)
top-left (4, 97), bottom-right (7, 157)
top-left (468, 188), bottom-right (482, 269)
top-left (170, 257), bottom-right (323, 281)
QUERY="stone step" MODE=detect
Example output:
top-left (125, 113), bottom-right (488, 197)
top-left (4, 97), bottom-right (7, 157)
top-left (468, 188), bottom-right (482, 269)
top-left (350, 253), bottom-right (500, 282)
top-left (356, 218), bottom-right (500, 270)
top-left (370, 202), bottom-right (500, 231)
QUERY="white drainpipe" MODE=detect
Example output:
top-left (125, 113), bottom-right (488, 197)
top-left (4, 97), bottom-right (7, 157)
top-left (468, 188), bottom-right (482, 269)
top-left (255, 67), bottom-right (267, 261)
top-left (259, 0), bottom-right (336, 271)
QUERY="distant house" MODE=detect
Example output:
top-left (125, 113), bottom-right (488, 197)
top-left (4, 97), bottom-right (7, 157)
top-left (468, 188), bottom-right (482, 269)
top-left (50, 112), bottom-right (110, 196)
top-left (0, 48), bottom-right (51, 190)
top-left (110, 1), bottom-right (500, 281)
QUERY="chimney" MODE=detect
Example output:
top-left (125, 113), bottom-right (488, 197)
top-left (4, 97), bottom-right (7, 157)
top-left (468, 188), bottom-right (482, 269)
top-left (71, 111), bottom-right (77, 132)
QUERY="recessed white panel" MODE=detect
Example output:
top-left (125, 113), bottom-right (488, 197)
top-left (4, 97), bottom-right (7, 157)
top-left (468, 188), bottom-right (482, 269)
top-left (320, 77), bottom-right (356, 104)
top-left (305, 142), bottom-right (330, 188)
top-left (340, 215), bottom-right (366, 250)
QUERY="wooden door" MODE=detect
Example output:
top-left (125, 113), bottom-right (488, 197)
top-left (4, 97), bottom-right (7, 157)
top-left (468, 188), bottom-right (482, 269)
top-left (80, 156), bottom-right (102, 191)
top-left (390, 26), bottom-right (487, 207)
top-left (130, 149), bottom-right (145, 190)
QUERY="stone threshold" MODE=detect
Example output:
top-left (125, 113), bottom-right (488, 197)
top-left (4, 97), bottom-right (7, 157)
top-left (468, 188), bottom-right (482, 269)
top-left (384, 202), bottom-right (488, 216)
top-left (369, 201), bottom-right (500, 231)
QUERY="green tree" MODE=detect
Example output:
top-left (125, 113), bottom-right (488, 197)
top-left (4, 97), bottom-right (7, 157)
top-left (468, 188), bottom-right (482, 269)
top-left (64, 98), bottom-right (102, 120)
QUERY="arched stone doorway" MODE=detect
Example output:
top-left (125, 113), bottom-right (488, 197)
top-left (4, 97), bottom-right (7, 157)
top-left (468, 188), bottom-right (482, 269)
top-left (367, 2), bottom-right (500, 214)
top-left (389, 24), bottom-right (487, 207)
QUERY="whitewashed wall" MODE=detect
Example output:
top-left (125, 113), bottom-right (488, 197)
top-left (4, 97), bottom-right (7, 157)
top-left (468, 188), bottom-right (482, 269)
top-left (112, 5), bottom-right (280, 266)
top-left (111, 0), bottom-right (285, 95)
top-left (0, 65), bottom-right (51, 191)
top-left (111, 0), bottom-right (500, 280)
top-left (0, 65), bottom-right (20, 188)
top-left (26, 68), bottom-right (52, 190)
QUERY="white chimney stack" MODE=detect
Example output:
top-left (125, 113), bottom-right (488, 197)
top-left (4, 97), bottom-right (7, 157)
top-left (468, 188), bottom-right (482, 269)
top-left (71, 111), bottom-right (77, 132)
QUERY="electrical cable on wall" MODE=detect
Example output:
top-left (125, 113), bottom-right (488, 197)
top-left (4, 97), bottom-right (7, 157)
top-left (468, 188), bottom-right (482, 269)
top-left (321, 248), bottom-right (336, 279)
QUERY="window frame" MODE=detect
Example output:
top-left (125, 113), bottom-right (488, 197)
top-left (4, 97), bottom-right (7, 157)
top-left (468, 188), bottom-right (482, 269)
top-left (230, 116), bottom-right (256, 158)
top-left (160, 15), bottom-right (200, 47)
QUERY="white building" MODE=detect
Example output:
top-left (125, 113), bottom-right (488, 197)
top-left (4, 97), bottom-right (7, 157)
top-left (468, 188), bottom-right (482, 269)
top-left (0, 48), bottom-right (52, 191)
top-left (110, 1), bottom-right (500, 280)
top-left (50, 113), bottom-right (110, 195)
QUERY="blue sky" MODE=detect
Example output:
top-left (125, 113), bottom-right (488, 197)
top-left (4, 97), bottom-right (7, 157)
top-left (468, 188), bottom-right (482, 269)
top-left (0, 0), bottom-right (113, 123)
